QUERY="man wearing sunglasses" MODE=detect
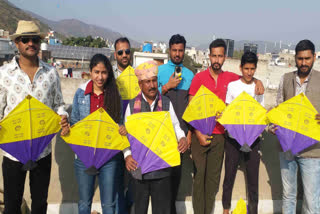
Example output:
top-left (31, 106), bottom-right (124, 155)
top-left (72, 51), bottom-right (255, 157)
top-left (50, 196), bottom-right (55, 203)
top-left (0, 20), bottom-right (69, 214)
top-left (113, 37), bottom-right (132, 79)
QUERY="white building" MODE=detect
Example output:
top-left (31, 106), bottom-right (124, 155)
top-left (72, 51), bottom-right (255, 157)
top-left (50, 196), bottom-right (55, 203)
top-left (133, 52), bottom-right (168, 67)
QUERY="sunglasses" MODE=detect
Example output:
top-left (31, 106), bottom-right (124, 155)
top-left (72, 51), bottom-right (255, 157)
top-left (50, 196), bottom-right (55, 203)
top-left (19, 36), bottom-right (41, 44)
top-left (117, 49), bottom-right (130, 56)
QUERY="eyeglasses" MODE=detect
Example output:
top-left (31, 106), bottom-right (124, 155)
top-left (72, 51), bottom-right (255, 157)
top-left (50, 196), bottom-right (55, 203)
top-left (117, 49), bottom-right (130, 56)
top-left (19, 36), bottom-right (41, 44)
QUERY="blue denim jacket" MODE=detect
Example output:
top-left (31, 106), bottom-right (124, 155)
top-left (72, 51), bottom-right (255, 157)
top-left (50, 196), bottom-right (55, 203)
top-left (71, 80), bottom-right (123, 126)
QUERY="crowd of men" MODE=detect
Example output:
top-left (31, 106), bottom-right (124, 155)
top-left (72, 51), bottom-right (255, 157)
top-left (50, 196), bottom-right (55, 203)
top-left (0, 20), bottom-right (319, 214)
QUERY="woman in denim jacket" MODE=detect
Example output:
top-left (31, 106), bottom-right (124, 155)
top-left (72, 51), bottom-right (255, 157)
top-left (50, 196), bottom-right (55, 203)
top-left (70, 54), bottom-right (127, 214)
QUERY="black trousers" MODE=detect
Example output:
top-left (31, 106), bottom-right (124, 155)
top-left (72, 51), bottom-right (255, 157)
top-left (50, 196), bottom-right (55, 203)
top-left (133, 176), bottom-right (171, 214)
top-left (170, 153), bottom-right (183, 214)
top-left (222, 136), bottom-right (261, 214)
top-left (2, 154), bottom-right (52, 214)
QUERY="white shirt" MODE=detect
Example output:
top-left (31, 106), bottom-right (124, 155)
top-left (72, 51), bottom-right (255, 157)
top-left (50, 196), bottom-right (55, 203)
top-left (122, 93), bottom-right (186, 158)
top-left (226, 79), bottom-right (264, 106)
top-left (0, 56), bottom-right (68, 161)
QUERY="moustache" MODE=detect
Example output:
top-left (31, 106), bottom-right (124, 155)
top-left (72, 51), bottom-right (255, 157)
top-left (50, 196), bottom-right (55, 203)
top-left (148, 88), bottom-right (157, 92)
top-left (26, 46), bottom-right (37, 50)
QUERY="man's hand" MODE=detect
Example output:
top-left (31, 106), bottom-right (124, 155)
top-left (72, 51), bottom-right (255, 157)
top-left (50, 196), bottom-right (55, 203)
top-left (178, 137), bottom-right (188, 153)
top-left (316, 114), bottom-right (320, 125)
top-left (268, 124), bottom-right (278, 135)
top-left (125, 155), bottom-right (138, 171)
top-left (195, 130), bottom-right (212, 146)
top-left (216, 111), bottom-right (223, 120)
top-left (186, 130), bottom-right (192, 148)
top-left (254, 79), bottom-right (265, 95)
top-left (60, 115), bottom-right (70, 136)
top-left (119, 125), bottom-right (128, 136)
top-left (166, 73), bottom-right (181, 89)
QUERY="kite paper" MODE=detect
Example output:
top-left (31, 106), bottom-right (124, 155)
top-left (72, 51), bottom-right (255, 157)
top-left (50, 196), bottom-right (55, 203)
top-left (116, 66), bottom-right (140, 114)
top-left (218, 91), bottom-right (268, 152)
top-left (62, 108), bottom-right (130, 175)
top-left (267, 93), bottom-right (320, 157)
top-left (182, 85), bottom-right (226, 135)
top-left (0, 95), bottom-right (61, 170)
top-left (125, 111), bottom-right (180, 179)
top-left (233, 198), bottom-right (248, 214)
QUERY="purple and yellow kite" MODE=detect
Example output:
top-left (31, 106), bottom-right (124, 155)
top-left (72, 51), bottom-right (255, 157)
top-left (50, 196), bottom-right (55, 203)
top-left (218, 91), bottom-right (268, 152)
top-left (62, 108), bottom-right (130, 175)
top-left (182, 85), bottom-right (226, 135)
top-left (125, 111), bottom-right (180, 179)
top-left (267, 93), bottom-right (320, 158)
top-left (0, 95), bottom-right (61, 170)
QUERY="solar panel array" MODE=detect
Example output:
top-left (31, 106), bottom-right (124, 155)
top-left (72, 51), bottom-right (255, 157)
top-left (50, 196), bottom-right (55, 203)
top-left (48, 45), bottom-right (112, 60)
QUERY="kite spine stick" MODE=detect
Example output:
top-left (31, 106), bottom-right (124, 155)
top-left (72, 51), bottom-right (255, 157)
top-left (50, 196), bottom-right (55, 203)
top-left (93, 111), bottom-right (102, 156)
top-left (145, 112), bottom-right (168, 157)
top-left (28, 97), bottom-right (33, 148)
top-left (204, 93), bottom-right (208, 134)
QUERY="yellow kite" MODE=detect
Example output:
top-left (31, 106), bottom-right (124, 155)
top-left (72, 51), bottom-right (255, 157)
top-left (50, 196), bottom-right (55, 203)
top-left (182, 85), bottom-right (226, 135)
top-left (267, 93), bottom-right (320, 155)
top-left (62, 108), bottom-right (130, 174)
top-left (116, 65), bottom-right (140, 100)
top-left (125, 111), bottom-right (180, 178)
top-left (218, 91), bottom-right (268, 151)
top-left (0, 95), bottom-right (61, 170)
top-left (233, 198), bottom-right (247, 214)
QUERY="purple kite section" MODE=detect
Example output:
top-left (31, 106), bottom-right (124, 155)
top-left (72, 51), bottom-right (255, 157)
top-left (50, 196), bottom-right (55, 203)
top-left (223, 124), bottom-right (266, 147)
top-left (69, 144), bottom-right (121, 169)
top-left (276, 126), bottom-right (319, 155)
top-left (0, 133), bottom-right (56, 164)
top-left (122, 100), bottom-right (130, 117)
top-left (189, 116), bottom-right (217, 135)
top-left (127, 134), bottom-right (171, 174)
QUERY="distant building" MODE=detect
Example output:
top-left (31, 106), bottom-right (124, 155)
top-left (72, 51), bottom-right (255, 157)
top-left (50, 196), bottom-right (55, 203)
top-left (0, 29), bottom-right (10, 39)
top-left (222, 39), bottom-right (234, 58)
top-left (244, 43), bottom-right (258, 54)
top-left (0, 38), bottom-right (15, 65)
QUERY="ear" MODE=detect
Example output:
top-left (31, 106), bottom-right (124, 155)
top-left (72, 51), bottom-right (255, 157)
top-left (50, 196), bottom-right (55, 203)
top-left (314, 53), bottom-right (317, 61)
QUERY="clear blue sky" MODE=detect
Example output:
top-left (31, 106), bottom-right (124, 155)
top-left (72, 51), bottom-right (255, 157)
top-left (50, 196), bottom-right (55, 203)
top-left (8, 0), bottom-right (320, 46)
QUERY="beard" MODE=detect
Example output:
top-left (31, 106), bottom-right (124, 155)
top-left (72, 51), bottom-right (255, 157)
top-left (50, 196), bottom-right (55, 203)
top-left (297, 63), bottom-right (313, 77)
top-left (211, 62), bottom-right (222, 71)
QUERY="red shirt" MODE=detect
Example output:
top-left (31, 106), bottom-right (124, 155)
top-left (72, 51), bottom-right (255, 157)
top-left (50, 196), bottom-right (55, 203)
top-left (85, 80), bottom-right (105, 113)
top-left (189, 68), bottom-right (240, 134)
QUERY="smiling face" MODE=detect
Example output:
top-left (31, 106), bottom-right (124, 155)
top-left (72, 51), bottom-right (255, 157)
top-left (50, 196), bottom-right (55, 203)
top-left (295, 50), bottom-right (316, 77)
top-left (114, 41), bottom-right (131, 70)
top-left (90, 62), bottom-right (108, 91)
top-left (15, 36), bottom-right (41, 58)
top-left (169, 43), bottom-right (185, 65)
top-left (240, 63), bottom-right (256, 84)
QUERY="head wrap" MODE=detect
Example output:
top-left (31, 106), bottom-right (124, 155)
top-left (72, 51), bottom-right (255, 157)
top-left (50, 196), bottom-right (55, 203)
top-left (134, 61), bottom-right (158, 81)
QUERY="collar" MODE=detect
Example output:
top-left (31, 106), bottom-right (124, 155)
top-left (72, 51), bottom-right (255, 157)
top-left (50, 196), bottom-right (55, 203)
top-left (294, 69), bottom-right (313, 84)
top-left (13, 55), bottom-right (43, 70)
top-left (141, 92), bottom-right (158, 107)
top-left (84, 80), bottom-right (93, 95)
top-left (168, 60), bottom-right (184, 68)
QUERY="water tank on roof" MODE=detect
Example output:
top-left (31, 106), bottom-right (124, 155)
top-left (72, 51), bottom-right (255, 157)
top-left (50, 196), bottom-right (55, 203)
top-left (41, 43), bottom-right (48, 51)
top-left (142, 43), bottom-right (152, 53)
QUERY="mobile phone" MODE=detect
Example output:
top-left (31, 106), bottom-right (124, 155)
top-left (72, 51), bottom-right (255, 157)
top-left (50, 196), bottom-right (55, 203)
top-left (174, 66), bottom-right (181, 77)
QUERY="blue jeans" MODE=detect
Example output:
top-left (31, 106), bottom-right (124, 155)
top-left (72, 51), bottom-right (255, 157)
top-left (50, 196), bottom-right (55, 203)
top-left (279, 152), bottom-right (320, 214)
top-left (74, 153), bottom-right (122, 214)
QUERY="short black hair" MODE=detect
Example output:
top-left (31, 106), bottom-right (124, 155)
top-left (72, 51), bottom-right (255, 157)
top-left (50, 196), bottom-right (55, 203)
top-left (114, 37), bottom-right (130, 50)
top-left (209, 39), bottom-right (227, 54)
top-left (169, 34), bottom-right (186, 49)
top-left (295, 39), bottom-right (315, 55)
top-left (241, 51), bottom-right (258, 67)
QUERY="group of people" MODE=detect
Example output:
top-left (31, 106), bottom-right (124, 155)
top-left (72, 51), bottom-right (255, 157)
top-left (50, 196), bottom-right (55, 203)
top-left (0, 20), bottom-right (319, 214)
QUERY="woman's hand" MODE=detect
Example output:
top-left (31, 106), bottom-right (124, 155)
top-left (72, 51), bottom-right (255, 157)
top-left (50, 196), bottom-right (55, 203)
top-left (194, 130), bottom-right (212, 146)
